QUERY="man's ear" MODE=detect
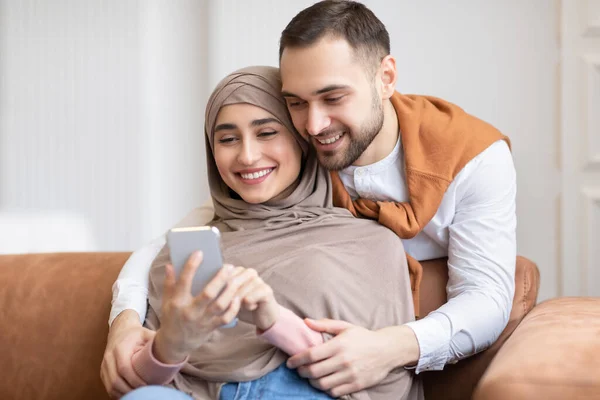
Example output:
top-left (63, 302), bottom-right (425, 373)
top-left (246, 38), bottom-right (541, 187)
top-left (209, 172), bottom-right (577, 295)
top-left (379, 55), bottom-right (397, 100)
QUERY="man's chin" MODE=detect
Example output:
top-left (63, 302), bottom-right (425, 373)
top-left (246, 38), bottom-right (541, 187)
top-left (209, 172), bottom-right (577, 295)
top-left (317, 153), bottom-right (352, 171)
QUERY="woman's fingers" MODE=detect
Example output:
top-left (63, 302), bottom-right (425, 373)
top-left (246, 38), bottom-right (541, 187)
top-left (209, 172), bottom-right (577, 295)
top-left (233, 277), bottom-right (272, 311)
top-left (208, 295), bottom-right (242, 327)
top-left (242, 283), bottom-right (274, 306)
top-left (206, 268), bottom-right (258, 316)
top-left (233, 277), bottom-right (262, 302)
top-left (191, 264), bottom-right (235, 309)
top-left (162, 264), bottom-right (177, 300)
top-left (174, 251), bottom-right (203, 296)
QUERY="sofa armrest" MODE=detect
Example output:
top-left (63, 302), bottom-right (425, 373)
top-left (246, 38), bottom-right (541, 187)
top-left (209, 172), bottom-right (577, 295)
top-left (422, 256), bottom-right (540, 400)
top-left (474, 297), bottom-right (600, 400)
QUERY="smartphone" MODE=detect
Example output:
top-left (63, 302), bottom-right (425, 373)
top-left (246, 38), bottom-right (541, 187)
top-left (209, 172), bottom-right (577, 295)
top-left (167, 226), bottom-right (225, 297)
top-left (167, 226), bottom-right (237, 328)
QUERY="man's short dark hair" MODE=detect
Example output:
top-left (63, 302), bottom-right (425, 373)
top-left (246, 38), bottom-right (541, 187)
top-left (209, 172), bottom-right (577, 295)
top-left (279, 0), bottom-right (390, 75)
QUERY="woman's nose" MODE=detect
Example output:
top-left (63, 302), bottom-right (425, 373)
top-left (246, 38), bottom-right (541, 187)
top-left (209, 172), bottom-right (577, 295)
top-left (237, 139), bottom-right (260, 166)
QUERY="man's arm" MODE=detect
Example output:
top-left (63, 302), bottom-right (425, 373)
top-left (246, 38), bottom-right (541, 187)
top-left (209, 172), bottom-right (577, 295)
top-left (101, 237), bottom-right (165, 398)
top-left (109, 235), bottom-right (166, 325)
top-left (286, 141), bottom-right (516, 396)
top-left (101, 310), bottom-right (155, 398)
top-left (405, 140), bottom-right (517, 373)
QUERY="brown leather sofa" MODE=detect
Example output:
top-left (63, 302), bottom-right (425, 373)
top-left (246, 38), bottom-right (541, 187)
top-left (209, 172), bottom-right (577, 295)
top-left (0, 253), bottom-right (598, 400)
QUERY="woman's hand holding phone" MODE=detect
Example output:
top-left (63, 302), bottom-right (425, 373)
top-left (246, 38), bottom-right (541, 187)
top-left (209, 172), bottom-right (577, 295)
top-left (153, 250), bottom-right (281, 364)
top-left (154, 251), bottom-right (247, 364)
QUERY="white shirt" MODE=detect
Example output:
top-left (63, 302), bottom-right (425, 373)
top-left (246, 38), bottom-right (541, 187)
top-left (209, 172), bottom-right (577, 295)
top-left (110, 138), bottom-right (516, 374)
top-left (339, 138), bottom-right (516, 373)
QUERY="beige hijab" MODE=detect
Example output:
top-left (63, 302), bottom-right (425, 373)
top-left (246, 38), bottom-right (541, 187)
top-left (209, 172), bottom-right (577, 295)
top-left (145, 66), bottom-right (421, 400)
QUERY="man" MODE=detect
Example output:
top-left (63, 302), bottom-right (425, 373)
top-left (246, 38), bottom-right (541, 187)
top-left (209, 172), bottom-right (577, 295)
top-left (274, 0), bottom-right (515, 396)
top-left (101, 1), bottom-right (516, 398)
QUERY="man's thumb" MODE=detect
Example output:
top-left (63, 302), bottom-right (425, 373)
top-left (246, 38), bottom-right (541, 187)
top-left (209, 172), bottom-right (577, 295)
top-left (142, 328), bottom-right (156, 341)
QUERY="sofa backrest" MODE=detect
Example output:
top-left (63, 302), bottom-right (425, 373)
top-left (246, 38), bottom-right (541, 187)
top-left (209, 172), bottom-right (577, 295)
top-left (0, 252), bottom-right (128, 400)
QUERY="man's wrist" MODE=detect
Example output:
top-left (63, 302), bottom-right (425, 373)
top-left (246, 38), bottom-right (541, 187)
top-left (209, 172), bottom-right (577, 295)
top-left (109, 309), bottom-right (142, 336)
top-left (378, 325), bottom-right (420, 369)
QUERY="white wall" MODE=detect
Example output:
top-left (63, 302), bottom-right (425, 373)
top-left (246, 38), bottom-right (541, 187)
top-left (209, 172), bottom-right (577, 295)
top-left (0, 0), bottom-right (143, 251)
top-left (0, 1), bottom-right (562, 299)
top-left (139, 0), bottom-right (209, 250)
top-left (560, 1), bottom-right (600, 297)
top-left (0, 0), bottom-right (209, 251)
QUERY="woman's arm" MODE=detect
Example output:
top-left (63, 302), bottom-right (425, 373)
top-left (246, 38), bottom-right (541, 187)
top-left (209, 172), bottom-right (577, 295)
top-left (110, 200), bottom-right (217, 325)
top-left (129, 304), bottom-right (326, 386)
top-left (258, 305), bottom-right (324, 355)
top-left (233, 273), bottom-right (324, 355)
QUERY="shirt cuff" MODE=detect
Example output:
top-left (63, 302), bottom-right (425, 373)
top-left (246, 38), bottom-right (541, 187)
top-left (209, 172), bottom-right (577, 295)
top-left (109, 279), bottom-right (149, 326)
top-left (131, 338), bottom-right (187, 385)
top-left (404, 312), bottom-right (452, 373)
top-left (258, 306), bottom-right (323, 355)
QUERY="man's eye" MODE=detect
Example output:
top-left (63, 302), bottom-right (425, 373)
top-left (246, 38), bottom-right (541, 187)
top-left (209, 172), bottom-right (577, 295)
top-left (325, 96), bottom-right (343, 103)
top-left (288, 100), bottom-right (305, 108)
top-left (258, 131), bottom-right (278, 138)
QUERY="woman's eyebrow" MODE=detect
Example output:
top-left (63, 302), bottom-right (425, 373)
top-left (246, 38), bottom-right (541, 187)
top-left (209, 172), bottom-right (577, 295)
top-left (214, 123), bottom-right (237, 132)
top-left (250, 118), bottom-right (279, 127)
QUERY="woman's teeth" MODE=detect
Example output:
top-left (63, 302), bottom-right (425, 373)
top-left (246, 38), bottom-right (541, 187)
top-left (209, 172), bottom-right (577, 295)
top-left (240, 168), bottom-right (273, 180)
top-left (317, 133), bottom-right (344, 145)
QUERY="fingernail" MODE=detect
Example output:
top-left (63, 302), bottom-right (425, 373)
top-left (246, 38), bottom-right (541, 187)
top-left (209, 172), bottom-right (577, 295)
top-left (193, 251), bottom-right (203, 263)
top-left (224, 264), bottom-right (234, 274)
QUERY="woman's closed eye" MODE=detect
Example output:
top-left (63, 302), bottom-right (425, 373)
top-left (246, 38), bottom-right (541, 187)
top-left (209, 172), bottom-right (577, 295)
top-left (218, 135), bottom-right (238, 144)
top-left (258, 130), bottom-right (278, 139)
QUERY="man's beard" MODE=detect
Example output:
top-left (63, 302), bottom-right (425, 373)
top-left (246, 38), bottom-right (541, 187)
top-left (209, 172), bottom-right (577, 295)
top-left (315, 93), bottom-right (384, 171)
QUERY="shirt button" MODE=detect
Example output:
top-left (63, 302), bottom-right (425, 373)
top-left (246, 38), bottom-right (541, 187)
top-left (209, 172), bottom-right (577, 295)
top-left (356, 169), bottom-right (364, 177)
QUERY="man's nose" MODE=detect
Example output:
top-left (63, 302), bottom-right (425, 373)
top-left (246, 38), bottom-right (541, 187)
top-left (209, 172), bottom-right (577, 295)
top-left (306, 104), bottom-right (331, 137)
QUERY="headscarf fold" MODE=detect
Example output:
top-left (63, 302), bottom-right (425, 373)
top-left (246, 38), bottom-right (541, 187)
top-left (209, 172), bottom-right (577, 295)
top-left (145, 66), bottom-right (421, 400)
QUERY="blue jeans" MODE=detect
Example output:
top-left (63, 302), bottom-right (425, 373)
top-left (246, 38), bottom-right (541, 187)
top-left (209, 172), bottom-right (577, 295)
top-left (121, 364), bottom-right (333, 400)
top-left (220, 363), bottom-right (334, 399)
top-left (121, 385), bottom-right (193, 400)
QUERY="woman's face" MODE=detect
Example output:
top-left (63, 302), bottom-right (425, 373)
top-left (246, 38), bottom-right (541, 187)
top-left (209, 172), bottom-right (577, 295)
top-left (213, 103), bottom-right (303, 204)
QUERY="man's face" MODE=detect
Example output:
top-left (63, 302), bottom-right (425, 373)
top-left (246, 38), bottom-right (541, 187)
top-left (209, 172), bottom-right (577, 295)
top-left (280, 37), bottom-right (384, 170)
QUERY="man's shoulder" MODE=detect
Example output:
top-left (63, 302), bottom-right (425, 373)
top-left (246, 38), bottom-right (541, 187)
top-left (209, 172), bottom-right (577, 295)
top-left (452, 140), bottom-right (516, 196)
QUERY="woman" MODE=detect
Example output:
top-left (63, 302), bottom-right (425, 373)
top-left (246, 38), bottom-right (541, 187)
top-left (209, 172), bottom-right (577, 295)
top-left (118, 66), bottom-right (420, 400)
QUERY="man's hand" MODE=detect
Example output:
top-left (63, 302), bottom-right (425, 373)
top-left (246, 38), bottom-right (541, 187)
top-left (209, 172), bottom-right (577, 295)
top-left (286, 319), bottom-right (420, 398)
top-left (100, 309), bottom-right (154, 399)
